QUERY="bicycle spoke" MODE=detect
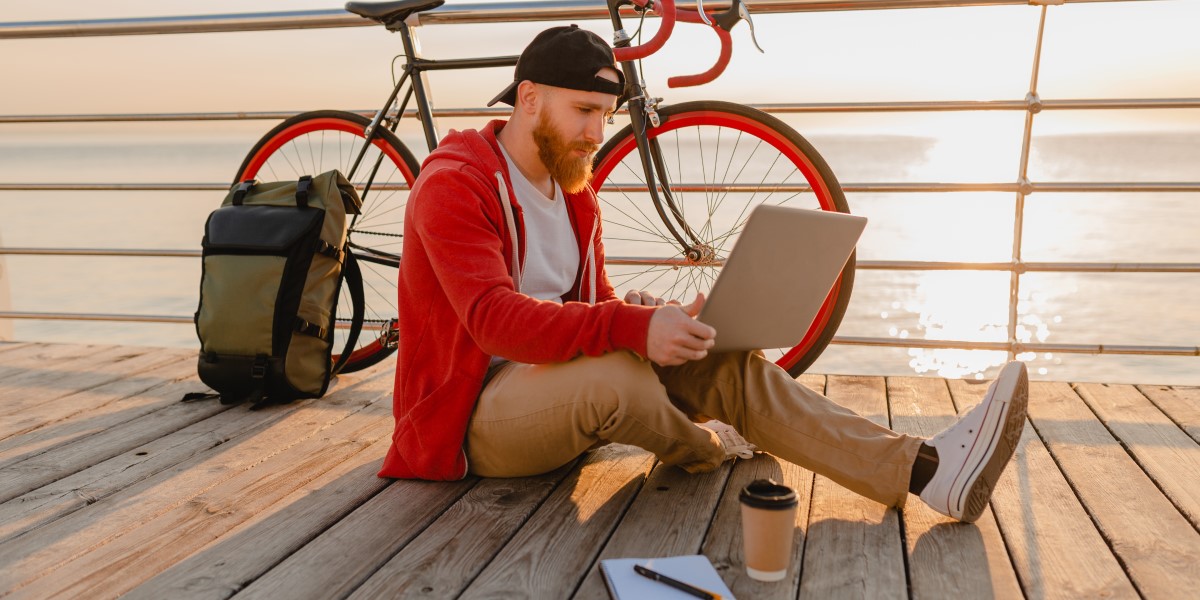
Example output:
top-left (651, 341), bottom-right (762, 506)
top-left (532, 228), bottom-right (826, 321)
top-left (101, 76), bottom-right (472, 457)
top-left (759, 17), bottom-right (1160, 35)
top-left (615, 158), bottom-right (676, 242)
top-left (718, 130), bottom-right (744, 207)
top-left (277, 141), bottom-right (304, 179)
top-left (362, 266), bottom-right (397, 313)
top-left (603, 236), bottom-right (679, 246)
top-left (674, 129), bottom-right (686, 226)
top-left (602, 205), bottom-right (672, 240)
top-left (710, 125), bottom-right (723, 218)
top-left (601, 160), bottom-right (676, 243)
top-left (339, 132), bottom-right (346, 174)
top-left (709, 138), bottom-right (765, 221)
top-left (695, 126), bottom-right (714, 218)
top-left (612, 261), bottom-right (675, 289)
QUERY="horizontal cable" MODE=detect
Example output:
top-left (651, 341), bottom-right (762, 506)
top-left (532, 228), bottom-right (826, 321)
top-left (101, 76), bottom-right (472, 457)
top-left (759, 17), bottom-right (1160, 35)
top-left (833, 335), bottom-right (1200, 357)
top-left (3, 182), bottom-right (1198, 193)
top-left (855, 261), bottom-right (1200, 273)
top-left (0, 248), bottom-right (200, 257)
top-left (6, 248), bottom-right (1196, 275)
top-left (0, 183), bottom-right (411, 192)
top-left (6, 97), bottom-right (1200, 124)
top-left (1, 310), bottom-right (1194, 357)
top-left (0, 1), bottom-right (1137, 39)
top-left (0, 311), bottom-right (191, 324)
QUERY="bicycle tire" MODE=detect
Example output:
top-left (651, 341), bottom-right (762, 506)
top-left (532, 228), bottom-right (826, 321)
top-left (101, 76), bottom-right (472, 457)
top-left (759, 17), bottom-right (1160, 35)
top-left (235, 110), bottom-right (420, 373)
top-left (591, 100), bottom-right (853, 376)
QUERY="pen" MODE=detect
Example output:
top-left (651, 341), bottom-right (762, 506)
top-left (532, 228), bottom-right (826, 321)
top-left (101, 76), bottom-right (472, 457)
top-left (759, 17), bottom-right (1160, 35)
top-left (633, 564), bottom-right (721, 600)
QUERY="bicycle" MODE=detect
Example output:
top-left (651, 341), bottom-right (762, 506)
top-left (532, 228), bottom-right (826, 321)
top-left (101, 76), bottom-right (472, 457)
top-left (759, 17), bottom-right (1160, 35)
top-left (233, 0), bottom-right (852, 377)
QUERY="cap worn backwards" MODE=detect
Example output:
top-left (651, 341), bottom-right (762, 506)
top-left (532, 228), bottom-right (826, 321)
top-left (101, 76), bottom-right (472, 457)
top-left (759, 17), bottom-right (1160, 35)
top-left (487, 24), bottom-right (626, 107)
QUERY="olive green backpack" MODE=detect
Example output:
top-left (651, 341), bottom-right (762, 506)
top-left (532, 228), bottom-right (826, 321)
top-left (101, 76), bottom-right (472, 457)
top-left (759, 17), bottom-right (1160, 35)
top-left (187, 170), bottom-right (364, 408)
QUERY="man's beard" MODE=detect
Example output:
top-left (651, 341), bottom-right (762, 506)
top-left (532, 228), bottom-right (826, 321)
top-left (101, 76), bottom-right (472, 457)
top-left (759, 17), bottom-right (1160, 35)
top-left (532, 112), bottom-right (599, 194)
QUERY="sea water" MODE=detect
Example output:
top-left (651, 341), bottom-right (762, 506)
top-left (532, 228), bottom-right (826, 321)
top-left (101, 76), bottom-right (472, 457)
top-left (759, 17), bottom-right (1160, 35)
top-left (0, 123), bottom-right (1196, 385)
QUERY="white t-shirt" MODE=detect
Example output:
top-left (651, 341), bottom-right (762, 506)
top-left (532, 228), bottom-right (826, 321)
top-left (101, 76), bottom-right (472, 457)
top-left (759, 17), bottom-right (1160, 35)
top-left (497, 142), bottom-right (579, 303)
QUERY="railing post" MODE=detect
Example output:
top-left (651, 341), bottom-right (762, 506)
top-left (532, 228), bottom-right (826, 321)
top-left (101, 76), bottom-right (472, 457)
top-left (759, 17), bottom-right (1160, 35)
top-left (1008, 4), bottom-right (1051, 362)
top-left (0, 232), bottom-right (12, 340)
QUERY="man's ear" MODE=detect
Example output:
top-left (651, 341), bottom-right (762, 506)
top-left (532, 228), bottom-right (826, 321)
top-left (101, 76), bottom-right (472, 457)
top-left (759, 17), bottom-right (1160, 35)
top-left (515, 81), bottom-right (541, 115)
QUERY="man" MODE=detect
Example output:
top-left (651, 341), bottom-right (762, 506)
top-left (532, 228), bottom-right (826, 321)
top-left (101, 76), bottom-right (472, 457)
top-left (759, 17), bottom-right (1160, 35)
top-left (379, 25), bottom-right (1029, 523)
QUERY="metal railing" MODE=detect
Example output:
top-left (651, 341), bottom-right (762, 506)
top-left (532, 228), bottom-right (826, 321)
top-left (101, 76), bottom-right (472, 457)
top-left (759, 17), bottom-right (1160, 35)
top-left (1, 0), bottom-right (1197, 360)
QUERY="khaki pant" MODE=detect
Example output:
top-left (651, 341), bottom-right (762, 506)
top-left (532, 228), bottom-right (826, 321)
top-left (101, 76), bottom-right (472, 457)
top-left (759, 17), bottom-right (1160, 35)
top-left (466, 350), bottom-right (923, 507)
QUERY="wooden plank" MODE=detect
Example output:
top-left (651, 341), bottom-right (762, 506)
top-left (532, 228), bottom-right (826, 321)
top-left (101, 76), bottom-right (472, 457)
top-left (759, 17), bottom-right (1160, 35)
top-left (0, 368), bottom-right (391, 593)
top-left (0, 367), bottom-right (387, 544)
top-left (1074, 383), bottom-right (1200, 530)
top-left (460, 444), bottom-right (655, 598)
top-left (572, 461), bottom-right (733, 599)
top-left (798, 375), bottom-right (906, 600)
top-left (0, 342), bottom-right (30, 355)
top-left (1138, 385), bottom-right (1200, 445)
top-left (0, 372), bottom-right (231, 505)
top-left (947, 378), bottom-right (1137, 600)
top-left (243, 450), bottom-right (639, 600)
top-left (0, 356), bottom-right (198, 469)
top-left (345, 465), bottom-right (576, 600)
top-left (0, 346), bottom-right (192, 419)
top-left (0, 344), bottom-right (156, 400)
top-left (0, 397), bottom-right (250, 544)
top-left (1026, 381), bottom-right (1200, 599)
top-left (695, 373), bottom-right (822, 600)
top-left (229, 475), bottom-right (484, 600)
top-left (0, 343), bottom-right (120, 380)
top-left (888, 376), bottom-right (1023, 600)
top-left (123, 435), bottom-right (396, 600)
top-left (5, 379), bottom-right (396, 598)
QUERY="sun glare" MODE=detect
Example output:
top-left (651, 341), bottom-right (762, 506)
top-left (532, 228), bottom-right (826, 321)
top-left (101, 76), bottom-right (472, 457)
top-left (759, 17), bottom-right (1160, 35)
top-left (892, 271), bottom-right (1062, 379)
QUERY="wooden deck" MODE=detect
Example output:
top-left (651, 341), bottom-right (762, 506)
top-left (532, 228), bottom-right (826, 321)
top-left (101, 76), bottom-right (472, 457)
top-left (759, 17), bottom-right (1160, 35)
top-left (1, 341), bottom-right (1198, 599)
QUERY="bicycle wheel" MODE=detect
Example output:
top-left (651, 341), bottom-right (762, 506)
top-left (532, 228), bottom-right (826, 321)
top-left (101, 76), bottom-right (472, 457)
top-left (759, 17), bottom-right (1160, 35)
top-left (235, 110), bottom-right (420, 373)
top-left (591, 100), bottom-right (852, 376)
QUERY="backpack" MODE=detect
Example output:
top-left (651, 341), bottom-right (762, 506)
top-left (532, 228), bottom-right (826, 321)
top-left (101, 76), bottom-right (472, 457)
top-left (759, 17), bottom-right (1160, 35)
top-left (187, 170), bottom-right (364, 408)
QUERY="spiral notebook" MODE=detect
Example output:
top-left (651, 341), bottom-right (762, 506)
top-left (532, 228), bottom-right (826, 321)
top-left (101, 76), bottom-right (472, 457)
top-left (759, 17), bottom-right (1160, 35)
top-left (600, 555), bottom-right (736, 600)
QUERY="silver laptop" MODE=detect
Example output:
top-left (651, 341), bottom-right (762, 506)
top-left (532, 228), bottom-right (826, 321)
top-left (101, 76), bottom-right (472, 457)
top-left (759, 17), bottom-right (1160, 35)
top-left (698, 205), bottom-right (867, 352)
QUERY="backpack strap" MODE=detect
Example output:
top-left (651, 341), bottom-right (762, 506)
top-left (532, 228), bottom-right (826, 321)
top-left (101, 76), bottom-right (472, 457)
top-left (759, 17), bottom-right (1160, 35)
top-left (231, 180), bottom-right (258, 205)
top-left (181, 391), bottom-right (221, 402)
top-left (332, 248), bottom-right (365, 376)
top-left (295, 175), bottom-right (313, 208)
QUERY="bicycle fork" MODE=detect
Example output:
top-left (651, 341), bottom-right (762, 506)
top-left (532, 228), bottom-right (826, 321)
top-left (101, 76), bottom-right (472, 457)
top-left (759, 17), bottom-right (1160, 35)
top-left (618, 67), bottom-right (713, 264)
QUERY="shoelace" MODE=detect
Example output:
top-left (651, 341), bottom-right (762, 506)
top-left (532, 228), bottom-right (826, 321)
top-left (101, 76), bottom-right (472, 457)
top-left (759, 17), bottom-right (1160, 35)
top-left (698, 420), bottom-right (757, 460)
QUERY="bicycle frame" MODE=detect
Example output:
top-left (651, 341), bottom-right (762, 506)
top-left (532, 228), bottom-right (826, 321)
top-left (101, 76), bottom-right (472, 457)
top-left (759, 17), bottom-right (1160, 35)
top-left (606, 0), bottom-right (708, 262)
top-left (346, 0), bottom-right (714, 262)
top-left (345, 20), bottom-right (517, 204)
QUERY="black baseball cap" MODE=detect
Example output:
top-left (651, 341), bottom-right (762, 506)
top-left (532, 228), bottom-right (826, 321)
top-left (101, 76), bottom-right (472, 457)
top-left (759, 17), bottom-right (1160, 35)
top-left (487, 25), bottom-right (626, 107)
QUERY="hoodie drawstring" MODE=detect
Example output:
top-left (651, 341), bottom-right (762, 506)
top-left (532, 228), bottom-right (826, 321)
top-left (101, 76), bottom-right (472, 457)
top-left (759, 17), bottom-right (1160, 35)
top-left (586, 218), bottom-right (598, 304)
top-left (495, 172), bottom-right (522, 293)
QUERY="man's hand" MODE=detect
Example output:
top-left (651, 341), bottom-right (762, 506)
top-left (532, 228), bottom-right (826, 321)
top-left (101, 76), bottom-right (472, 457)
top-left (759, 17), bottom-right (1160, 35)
top-left (646, 293), bottom-right (716, 366)
top-left (624, 288), bottom-right (667, 307)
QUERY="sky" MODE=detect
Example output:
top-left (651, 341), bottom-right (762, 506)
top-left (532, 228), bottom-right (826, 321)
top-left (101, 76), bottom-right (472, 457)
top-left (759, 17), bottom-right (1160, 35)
top-left (2, 0), bottom-right (1198, 137)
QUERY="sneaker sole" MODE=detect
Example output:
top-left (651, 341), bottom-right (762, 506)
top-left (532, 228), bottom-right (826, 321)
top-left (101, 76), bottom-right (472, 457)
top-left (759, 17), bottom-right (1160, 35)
top-left (957, 363), bottom-right (1029, 523)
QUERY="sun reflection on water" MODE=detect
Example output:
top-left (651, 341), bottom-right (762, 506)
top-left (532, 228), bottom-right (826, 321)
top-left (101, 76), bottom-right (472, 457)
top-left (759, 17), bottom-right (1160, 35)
top-left (884, 271), bottom-right (1068, 379)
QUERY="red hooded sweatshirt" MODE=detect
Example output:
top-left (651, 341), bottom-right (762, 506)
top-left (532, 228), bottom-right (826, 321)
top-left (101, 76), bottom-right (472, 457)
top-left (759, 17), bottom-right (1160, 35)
top-left (378, 120), bottom-right (657, 480)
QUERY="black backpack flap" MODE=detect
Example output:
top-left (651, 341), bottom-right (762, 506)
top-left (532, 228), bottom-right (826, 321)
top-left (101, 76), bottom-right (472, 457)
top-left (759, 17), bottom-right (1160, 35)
top-left (205, 205), bottom-right (324, 253)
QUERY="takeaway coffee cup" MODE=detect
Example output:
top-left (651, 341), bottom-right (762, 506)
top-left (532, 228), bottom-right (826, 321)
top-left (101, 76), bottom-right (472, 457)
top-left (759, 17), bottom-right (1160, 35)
top-left (739, 479), bottom-right (798, 582)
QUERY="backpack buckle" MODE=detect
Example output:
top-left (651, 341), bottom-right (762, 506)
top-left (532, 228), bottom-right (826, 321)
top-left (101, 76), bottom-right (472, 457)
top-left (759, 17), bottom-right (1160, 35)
top-left (295, 318), bottom-right (327, 339)
top-left (251, 355), bottom-right (269, 379)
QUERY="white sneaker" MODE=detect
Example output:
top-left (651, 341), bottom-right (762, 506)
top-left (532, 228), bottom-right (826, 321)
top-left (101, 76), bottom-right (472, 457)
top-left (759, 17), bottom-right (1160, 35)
top-left (698, 420), bottom-right (757, 460)
top-left (919, 361), bottom-right (1029, 523)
